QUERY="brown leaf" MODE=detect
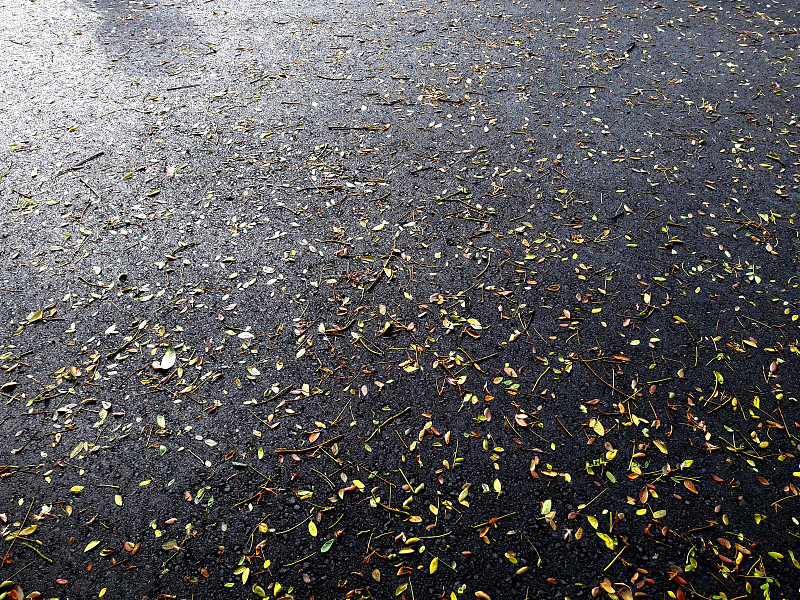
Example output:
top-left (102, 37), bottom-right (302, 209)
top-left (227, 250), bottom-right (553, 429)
top-left (600, 578), bottom-right (615, 594)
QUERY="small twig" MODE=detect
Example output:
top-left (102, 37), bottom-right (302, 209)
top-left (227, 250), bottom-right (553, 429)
top-left (579, 358), bottom-right (632, 399)
top-left (274, 515), bottom-right (312, 535)
top-left (554, 415), bottom-right (574, 437)
top-left (603, 545), bottom-right (627, 571)
top-left (4, 560), bottom-right (34, 580)
top-left (79, 178), bottom-right (101, 198)
top-left (274, 434), bottom-right (344, 454)
top-left (363, 407), bottom-right (410, 444)
top-left (471, 512), bottom-right (517, 529)
top-left (532, 367), bottom-right (550, 393)
top-left (98, 556), bottom-right (130, 573)
top-left (19, 541), bottom-right (52, 564)
top-left (56, 152), bottom-right (104, 176)
top-left (473, 251), bottom-right (491, 279)
top-left (3, 497), bottom-right (34, 561)
top-left (106, 332), bottom-right (146, 359)
top-left (78, 276), bottom-right (112, 290)
top-left (283, 551), bottom-right (317, 566)
top-left (578, 488), bottom-right (607, 512)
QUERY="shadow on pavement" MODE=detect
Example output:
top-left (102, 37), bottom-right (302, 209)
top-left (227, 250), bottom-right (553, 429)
top-left (77, 0), bottom-right (201, 74)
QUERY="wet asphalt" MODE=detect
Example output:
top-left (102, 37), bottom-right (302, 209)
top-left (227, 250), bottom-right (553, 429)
top-left (1, 0), bottom-right (799, 599)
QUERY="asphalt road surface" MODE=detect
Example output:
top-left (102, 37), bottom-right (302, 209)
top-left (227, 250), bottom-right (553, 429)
top-left (1, 1), bottom-right (799, 599)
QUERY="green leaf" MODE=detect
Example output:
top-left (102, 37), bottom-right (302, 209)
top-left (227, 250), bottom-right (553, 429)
top-left (160, 345), bottom-right (177, 370)
top-left (161, 539), bottom-right (179, 551)
top-left (321, 539), bottom-right (334, 553)
top-left (768, 552), bottom-right (784, 561)
top-left (541, 499), bottom-right (551, 515)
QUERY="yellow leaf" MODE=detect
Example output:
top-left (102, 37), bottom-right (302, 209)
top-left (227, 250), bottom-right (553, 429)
top-left (493, 478), bottom-right (502, 494)
top-left (587, 515), bottom-right (599, 530)
top-left (308, 521), bottom-right (318, 537)
top-left (654, 440), bottom-right (668, 454)
top-left (115, 494), bottom-right (123, 506)
top-left (70, 485), bottom-right (84, 492)
top-left (85, 540), bottom-right (101, 552)
top-left (597, 532), bottom-right (616, 550)
top-left (429, 556), bottom-right (439, 574)
top-left (70, 441), bottom-right (86, 459)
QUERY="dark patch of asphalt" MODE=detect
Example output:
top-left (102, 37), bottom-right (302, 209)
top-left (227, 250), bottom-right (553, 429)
top-left (0, 0), bottom-right (799, 599)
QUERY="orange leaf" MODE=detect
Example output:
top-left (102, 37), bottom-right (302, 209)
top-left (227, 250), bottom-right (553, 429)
top-left (600, 578), bottom-right (615, 594)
